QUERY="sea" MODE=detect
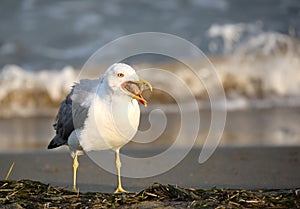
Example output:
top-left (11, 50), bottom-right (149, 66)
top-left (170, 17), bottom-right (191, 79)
top-left (0, 0), bottom-right (300, 151)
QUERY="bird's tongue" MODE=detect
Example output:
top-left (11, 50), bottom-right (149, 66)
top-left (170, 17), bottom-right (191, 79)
top-left (135, 94), bottom-right (147, 106)
top-left (123, 81), bottom-right (147, 106)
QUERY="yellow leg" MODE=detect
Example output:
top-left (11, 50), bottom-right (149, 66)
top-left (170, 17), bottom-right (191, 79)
top-left (114, 149), bottom-right (127, 193)
top-left (73, 152), bottom-right (79, 192)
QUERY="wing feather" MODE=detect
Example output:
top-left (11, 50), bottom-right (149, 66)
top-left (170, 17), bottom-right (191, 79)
top-left (47, 78), bottom-right (102, 149)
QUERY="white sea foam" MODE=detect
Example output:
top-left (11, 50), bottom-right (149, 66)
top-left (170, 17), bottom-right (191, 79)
top-left (207, 22), bottom-right (263, 53)
top-left (207, 23), bottom-right (300, 98)
top-left (0, 65), bottom-right (77, 117)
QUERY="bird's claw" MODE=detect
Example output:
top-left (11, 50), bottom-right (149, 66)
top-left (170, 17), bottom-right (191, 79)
top-left (114, 186), bottom-right (128, 193)
top-left (72, 187), bottom-right (79, 193)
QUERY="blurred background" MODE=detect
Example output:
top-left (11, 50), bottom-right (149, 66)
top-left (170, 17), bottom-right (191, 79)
top-left (0, 0), bottom-right (300, 151)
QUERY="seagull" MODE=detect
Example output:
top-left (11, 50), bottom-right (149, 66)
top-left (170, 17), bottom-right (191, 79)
top-left (47, 63), bottom-right (152, 193)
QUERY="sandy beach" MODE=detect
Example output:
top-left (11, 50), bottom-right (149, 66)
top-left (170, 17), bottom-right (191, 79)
top-left (1, 147), bottom-right (299, 193)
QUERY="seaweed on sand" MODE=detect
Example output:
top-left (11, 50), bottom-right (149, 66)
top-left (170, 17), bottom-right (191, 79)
top-left (0, 180), bottom-right (299, 208)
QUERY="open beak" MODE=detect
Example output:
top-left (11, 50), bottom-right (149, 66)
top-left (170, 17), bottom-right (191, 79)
top-left (121, 78), bottom-right (152, 107)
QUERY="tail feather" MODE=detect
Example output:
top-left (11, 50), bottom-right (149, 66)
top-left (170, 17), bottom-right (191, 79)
top-left (47, 135), bottom-right (67, 149)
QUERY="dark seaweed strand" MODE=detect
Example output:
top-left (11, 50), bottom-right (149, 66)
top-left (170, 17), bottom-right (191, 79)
top-left (0, 180), bottom-right (299, 208)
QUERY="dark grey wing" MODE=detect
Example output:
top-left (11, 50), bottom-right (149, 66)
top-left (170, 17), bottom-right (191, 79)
top-left (47, 89), bottom-right (74, 149)
top-left (47, 78), bottom-right (102, 149)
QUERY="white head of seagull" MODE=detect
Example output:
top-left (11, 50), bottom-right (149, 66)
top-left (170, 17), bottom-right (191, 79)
top-left (48, 63), bottom-right (152, 193)
top-left (104, 63), bottom-right (138, 91)
top-left (102, 63), bottom-right (151, 106)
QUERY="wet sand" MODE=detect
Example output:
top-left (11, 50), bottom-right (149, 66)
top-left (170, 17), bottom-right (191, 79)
top-left (1, 147), bottom-right (299, 193)
top-left (1, 107), bottom-right (300, 152)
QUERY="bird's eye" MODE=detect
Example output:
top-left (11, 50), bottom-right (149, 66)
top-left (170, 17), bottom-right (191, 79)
top-left (117, 73), bottom-right (124, 78)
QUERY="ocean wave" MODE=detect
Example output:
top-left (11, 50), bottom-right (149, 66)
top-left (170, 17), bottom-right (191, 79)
top-left (0, 26), bottom-right (300, 118)
top-left (0, 65), bottom-right (77, 118)
top-left (207, 23), bottom-right (300, 98)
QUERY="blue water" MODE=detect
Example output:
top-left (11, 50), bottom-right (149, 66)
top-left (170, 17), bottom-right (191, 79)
top-left (0, 0), bottom-right (299, 70)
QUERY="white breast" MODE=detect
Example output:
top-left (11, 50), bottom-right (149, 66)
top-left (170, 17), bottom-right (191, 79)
top-left (78, 94), bottom-right (140, 151)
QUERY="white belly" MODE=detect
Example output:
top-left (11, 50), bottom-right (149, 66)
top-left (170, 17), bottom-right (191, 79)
top-left (78, 95), bottom-right (140, 151)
